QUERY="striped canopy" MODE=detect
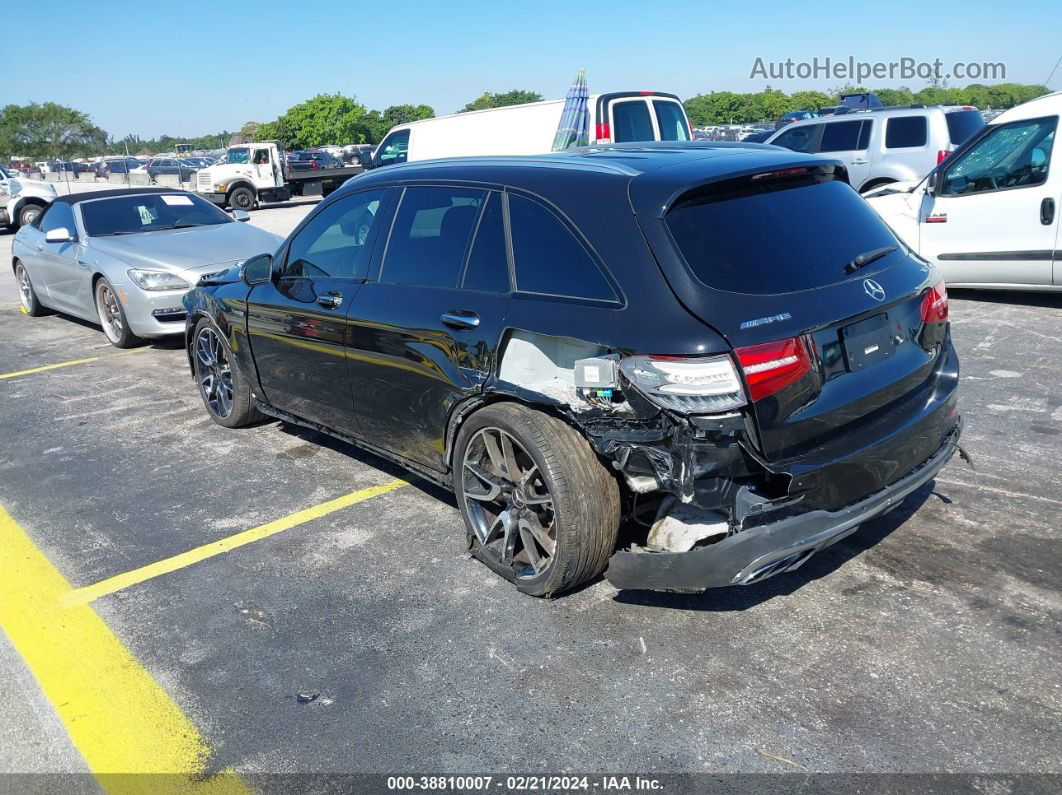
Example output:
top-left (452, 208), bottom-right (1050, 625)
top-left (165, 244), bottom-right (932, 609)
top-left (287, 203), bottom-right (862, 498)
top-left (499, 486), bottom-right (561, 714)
top-left (551, 69), bottom-right (590, 151)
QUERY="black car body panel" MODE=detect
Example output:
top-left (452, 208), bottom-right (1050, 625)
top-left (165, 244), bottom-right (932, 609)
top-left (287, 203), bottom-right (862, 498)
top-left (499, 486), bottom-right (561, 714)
top-left (183, 143), bottom-right (961, 592)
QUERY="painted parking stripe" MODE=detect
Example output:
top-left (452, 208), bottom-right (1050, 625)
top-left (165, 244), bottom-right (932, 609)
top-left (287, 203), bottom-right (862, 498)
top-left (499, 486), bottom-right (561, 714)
top-left (0, 348), bottom-right (147, 380)
top-left (0, 504), bottom-right (248, 791)
top-left (64, 478), bottom-right (411, 606)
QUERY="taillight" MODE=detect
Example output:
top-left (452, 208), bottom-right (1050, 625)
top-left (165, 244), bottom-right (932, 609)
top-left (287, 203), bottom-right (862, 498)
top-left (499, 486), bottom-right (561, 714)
top-left (937, 149), bottom-right (951, 164)
top-left (921, 280), bottom-right (948, 325)
top-left (619, 354), bottom-right (746, 413)
top-left (595, 122), bottom-right (612, 144)
top-left (735, 337), bottom-right (812, 402)
top-left (311, 160), bottom-right (319, 169)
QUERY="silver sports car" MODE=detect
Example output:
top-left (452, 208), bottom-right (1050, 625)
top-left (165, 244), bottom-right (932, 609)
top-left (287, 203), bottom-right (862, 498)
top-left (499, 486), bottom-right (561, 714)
top-left (11, 188), bottom-right (281, 347)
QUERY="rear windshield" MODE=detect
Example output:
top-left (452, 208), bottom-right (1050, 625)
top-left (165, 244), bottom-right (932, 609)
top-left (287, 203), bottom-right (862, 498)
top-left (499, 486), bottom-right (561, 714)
top-left (654, 101), bottom-right (691, 141)
top-left (665, 176), bottom-right (902, 294)
top-left (945, 110), bottom-right (986, 146)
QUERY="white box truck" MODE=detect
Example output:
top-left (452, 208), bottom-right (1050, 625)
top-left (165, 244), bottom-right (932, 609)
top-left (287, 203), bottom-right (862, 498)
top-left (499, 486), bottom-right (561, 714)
top-left (366, 91), bottom-right (692, 168)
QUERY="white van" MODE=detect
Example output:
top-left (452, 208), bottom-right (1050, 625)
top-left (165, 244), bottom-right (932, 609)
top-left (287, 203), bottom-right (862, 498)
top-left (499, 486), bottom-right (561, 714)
top-left (865, 91), bottom-right (1061, 290)
top-left (765, 105), bottom-right (985, 193)
top-left (368, 92), bottom-right (691, 167)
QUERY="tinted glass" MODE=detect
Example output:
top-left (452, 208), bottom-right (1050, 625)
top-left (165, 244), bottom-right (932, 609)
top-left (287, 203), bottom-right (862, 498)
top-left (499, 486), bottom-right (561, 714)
top-left (885, 116), bottom-right (928, 148)
top-left (857, 120), bottom-right (872, 150)
top-left (40, 202), bottom-right (76, 235)
top-left (381, 187), bottom-right (485, 288)
top-left (654, 100), bottom-right (690, 141)
top-left (941, 117), bottom-right (1056, 196)
top-left (462, 192), bottom-right (510, 293)
top-left (81, 193), bottom-right (230, 236)
top-left (508, 194), bottom-right (617, 301)
top-left (227, 149), bottom-right (250, 164)
top-left (377, 130), bottom-right (409, 167)
top-left (772, 124), bottom-right (819, 153)
top-left (612, 101), bottom-right (654, 143)
top-left (284, 190), bottom-right (386, 279)
top-left (819, 120), bottom-right (864, 152)
top-left (945, 110), bottom-right (986, 146)
top-left (665, 177), bottom-right (902, 295)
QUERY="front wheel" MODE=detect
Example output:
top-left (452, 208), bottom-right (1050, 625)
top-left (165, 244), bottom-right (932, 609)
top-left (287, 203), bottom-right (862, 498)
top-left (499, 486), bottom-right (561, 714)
top-left (454, 403), bottom-right (620, 596)
top-left (192, 318), bottom-right (263, 428)
top-left (15, 261), bottom-right (47, 316)
top-left (94, 278), bottom-right (143, 348)
top-left (228, 186), bottom-right (255, 211)
top-left (18, 204), bottom-right (43, 228)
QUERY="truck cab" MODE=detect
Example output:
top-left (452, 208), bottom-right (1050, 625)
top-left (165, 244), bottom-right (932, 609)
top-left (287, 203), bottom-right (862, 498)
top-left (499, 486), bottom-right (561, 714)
top-left (0, 164), bottom-right (57, 230)
top-left (195, 143), bottom-right (289, 210)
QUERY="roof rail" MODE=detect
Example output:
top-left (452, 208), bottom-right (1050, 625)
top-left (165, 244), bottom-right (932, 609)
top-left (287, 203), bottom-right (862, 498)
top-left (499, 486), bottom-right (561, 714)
top-left (869, 104), bottom-right (929, 111)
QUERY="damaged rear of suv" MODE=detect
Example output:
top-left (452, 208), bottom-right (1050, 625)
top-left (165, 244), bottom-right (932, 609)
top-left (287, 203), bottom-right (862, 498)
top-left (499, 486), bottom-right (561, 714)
top-left (184, 142), bottom-right (960, 597)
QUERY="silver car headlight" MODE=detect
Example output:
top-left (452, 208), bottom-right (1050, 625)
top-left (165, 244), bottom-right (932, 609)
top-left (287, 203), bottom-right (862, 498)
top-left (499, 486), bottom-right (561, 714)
top-left (127, 269), bottom-right (190, 291)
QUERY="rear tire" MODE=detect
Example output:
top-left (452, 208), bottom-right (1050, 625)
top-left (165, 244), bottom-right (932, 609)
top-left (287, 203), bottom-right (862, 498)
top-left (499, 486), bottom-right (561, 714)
top-left (192, 317), bottom-right (263, 428)
top-left (14, 261), bottom-right (47, 316)
top-left (228, 186), bottom-right (255, 211)
top-left (94, 278), bottom-right (143, 348)
top-left (454, 402), bottom-right (620, 597)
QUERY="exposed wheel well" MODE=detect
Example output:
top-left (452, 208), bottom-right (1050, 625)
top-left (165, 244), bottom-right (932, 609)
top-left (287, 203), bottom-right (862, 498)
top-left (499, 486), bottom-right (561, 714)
top-left (859, 177), bottom-right (897, 194)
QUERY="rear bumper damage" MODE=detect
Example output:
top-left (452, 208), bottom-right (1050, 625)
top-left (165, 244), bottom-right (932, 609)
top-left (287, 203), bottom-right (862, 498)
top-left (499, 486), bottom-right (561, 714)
top-left (604, 418), bottom-right (961, 591)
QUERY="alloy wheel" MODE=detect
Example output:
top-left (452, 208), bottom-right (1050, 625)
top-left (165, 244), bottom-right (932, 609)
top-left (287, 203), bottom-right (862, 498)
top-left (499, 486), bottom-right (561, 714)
top-left (96, 282), bottom-right (123, 342)
top-left (461, 427), bottom-right (556, 579)
top-left (15, 264), bottom-right (33, 310)
top-left (195, 327), bottom-right (234, 418)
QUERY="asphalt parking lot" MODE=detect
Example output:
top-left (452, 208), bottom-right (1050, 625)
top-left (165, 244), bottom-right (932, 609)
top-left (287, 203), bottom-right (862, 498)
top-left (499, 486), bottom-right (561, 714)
top-left (1, 185), bottom-right (1060, 785)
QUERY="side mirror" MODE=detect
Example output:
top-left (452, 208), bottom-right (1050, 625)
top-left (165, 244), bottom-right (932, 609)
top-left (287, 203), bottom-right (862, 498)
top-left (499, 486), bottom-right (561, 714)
top-left (241, 253), bottom-right (273, 286)
top-left (360, 151), bottom-right (377, 170)
top-left (925, 168), bottom-right (942, 197)
top-left (232, 209), bottom-right (250, 222)
top-left (45, 227), bottom-right (75, 243)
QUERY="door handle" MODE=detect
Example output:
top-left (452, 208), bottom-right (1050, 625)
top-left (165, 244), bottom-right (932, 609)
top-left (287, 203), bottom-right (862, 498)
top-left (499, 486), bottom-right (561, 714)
top-left (440, 310), bottom-right (480, 330)
top-left (851, 158), bottom-right (870, 165)
top-left (316, 290), bottom-right (342, 308)
top-left (1041, 197), bottom-right (1056, 226)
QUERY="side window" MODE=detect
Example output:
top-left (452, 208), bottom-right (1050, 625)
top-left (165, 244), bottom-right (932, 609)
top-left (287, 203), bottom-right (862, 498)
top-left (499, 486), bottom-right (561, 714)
top-left (253, 149), bottom-right (270, 165)
top-left (39, 202), bottom-right (76, 236)
top-left (611, 100), bottom-right (655, 142)
top-left (857, 120), bottom-right (872, 150)
top-left (941, 117), bottom-right (1057, 197)
top-left (283, 189), bottom-right (387, 279)
top-left (376, 130), bottom-right (409, 167)
top-left (380, 186), bottom-right (486, 288)
top-left (885, 116), bottom-right (929, 148)
top-left (461, 192), bottom-right (510, 293)
top-left (773, 124), bottom-right (819, 153)
top-left (819, 120), bottom-right (865, 152)
top-left (508, 194), bottom-right (617, 302)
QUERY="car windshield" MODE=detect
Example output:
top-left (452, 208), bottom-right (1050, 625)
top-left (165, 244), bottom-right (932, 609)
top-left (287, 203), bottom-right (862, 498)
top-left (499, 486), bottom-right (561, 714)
top-left (226, 148), bottom-right (250, 164)
top-left (665, 176), bottom-right (902, 294)
top-left (81, 192), bottom-right (232, 237)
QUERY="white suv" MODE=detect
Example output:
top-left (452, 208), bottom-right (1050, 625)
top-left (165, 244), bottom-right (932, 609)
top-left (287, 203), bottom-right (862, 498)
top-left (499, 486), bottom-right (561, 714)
top-left (765, 106), bottom-right (985, 193)
top-left (0, 165), bottom-right (56, 230)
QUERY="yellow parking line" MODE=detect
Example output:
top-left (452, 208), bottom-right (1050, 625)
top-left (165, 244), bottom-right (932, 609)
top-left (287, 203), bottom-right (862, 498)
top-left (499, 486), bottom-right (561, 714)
top-left (0, 348), bottom-right (147, 380)
top-left (64, 478), bottom-right (410, 606)
top-left (0, 505), bottom-right (248, 791)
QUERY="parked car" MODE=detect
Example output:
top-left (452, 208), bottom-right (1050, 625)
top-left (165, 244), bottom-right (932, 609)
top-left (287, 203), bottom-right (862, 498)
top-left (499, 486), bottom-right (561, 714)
top-left (342, 144), bottom-right (376, 166)
top-left (145, 157), bottom-right (196, 182)
top-left (367, 91), bottom-right (692, 168)
top-left (182, 142), bottom-right (961, 597)
top-left (103, 158), bottom-right (143, 175)
top-left (11, 188), bottom-right (281, 347)
top-left (286, 150), bottom-right (343, 170)
top-left (0, 163), bottom-right (56, 229)
top-left (741, 130), bottom-right (774, 144)
top-left (864, 91), bottom-right (1061, 291)
top-left (775, 110), bottom-right (818, 129)
top-left (765, 105), bottom-right (986, 193)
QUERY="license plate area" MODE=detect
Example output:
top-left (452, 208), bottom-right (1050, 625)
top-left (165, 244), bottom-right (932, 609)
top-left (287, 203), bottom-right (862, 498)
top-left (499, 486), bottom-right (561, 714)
top-left (842, 312), bottom-right (892, 371)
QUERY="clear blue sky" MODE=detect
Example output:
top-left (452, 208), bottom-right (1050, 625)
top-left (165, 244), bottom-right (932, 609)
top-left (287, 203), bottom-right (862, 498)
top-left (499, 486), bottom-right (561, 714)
top-left (3, 0), bottom-right (1059, 139)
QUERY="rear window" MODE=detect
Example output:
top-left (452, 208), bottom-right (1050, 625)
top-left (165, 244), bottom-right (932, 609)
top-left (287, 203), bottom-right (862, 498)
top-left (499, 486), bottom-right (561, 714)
top-left (654, 100), bottom-right (690, 141)
top-left (611, 101), bottom-right (655, 143)
top-left (819, 120), bottom-right (865, 152)
top-left (665, 176), bottom-right (902, 295)
top-left (945, 110), bottom-right (986, 146)
top-left (885, 116), bottom-right (928, 148)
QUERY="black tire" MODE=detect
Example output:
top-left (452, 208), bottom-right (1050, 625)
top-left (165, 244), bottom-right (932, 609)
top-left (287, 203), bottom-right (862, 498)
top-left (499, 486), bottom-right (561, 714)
top-left (454, 402), bottom-right (620, 596)
top-left (228, 186), bottom-right (255, 211)
top-left (14, 260), bottom-right (47, 316)
top-left (192, 317), bottom-right (263, 428)
top-left (94, 277), bottom-right (143, 348)
top-left (18, 203), bottom-right (43, 228)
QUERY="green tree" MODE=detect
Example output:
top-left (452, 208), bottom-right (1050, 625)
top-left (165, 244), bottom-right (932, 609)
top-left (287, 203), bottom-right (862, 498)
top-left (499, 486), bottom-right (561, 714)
top-left (460, 90), bottom-right (542, 113)
top-left (360, 103), bottom-right (435, 143)
top-left (871, 87), bottom-right (915, 107)
top-left (0, 102), bottom-right (106, 159)
top-left (263, 93), bottom-right (369, 149)
top-left (789, 90), bottom-right (832, 112)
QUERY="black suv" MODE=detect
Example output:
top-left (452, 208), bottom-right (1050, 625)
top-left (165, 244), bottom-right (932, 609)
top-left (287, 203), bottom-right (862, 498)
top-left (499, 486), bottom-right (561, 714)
top-left (183, 143), bottom-right (960, 596)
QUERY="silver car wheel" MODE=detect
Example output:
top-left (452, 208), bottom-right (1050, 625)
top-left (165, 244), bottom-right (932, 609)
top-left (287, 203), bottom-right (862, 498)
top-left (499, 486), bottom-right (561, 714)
top-left (20, 207), bottom-right (41, 226)
top-left (95, 281), bottom-right (124, 343)
top-left (15, 263), bottom-right (34, 310)
top-left (195, 326), bottom-right (234, 419)
top-left (461, 427), bottom-right (556, 579)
